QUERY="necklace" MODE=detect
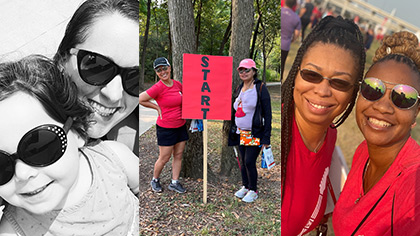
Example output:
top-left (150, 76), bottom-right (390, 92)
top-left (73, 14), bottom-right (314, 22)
top-left (295, 118), bottom-right (327, 153)
top-left (300, 130), bottom-right (327, 153)
top-left (355, 159), bottom-right (370, 204)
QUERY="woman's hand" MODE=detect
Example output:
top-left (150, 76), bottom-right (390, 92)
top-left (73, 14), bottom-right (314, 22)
top-left (157, 106), bottom-right (162, 119)
top-left (140, 91), bottom-right (162, 119)
top-left (261, 144), bottom-right (270, 150)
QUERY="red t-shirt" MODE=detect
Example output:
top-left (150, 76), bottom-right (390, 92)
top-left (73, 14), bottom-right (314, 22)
top-left (281, 117), bottom-right (337, 236)
top-left (332, 137), bottom-right (420, 235)
top-left (146, 80), bottom-right (186, 128)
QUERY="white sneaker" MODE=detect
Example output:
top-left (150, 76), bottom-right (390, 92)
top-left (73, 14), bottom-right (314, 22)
top-left (242, 190), bottom-right (258, 203)
top-left (234, 186), bottom-right (249, 198)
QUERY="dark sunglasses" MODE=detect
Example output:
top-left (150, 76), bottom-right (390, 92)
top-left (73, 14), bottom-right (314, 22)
top-left (238, 68), bottom-right (252, 74)
top-left (360, 77), bottom-right (420, 109)
top-left (299, 68), bottom-right (354, 92)
top-left (0, 118), bottom-right (73, 185)
top-left (155, 66), bottom-right (169, 73)
top-left (70, 48), bottom-right (138, 97)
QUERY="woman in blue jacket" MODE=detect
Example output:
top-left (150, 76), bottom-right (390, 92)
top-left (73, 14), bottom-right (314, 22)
top-left (228, 58), bottom-right (272, 203)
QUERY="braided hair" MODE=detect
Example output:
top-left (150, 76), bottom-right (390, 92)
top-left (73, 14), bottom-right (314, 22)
top-left (281, 16), bottom-right (366, 199)
top-left (370, 31), bottom-right (420, 76)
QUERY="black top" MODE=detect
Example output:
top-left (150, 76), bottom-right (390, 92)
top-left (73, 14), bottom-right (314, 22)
top-left (228, 79), bottom-right (272, 146)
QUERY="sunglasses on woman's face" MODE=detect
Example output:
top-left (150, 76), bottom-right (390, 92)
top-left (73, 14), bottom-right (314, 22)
top-left (299, 68), bottom-right (354, 92)
top-left (155, 66), bottom-right (169, 73)
top-left (238, 68), bottom-right (252, 74)
top-left (0, 118), bottom-right (73, 185)
top-left (70, 48), bottom-right (138, 97)
top-left (360, 77), bottom-right (420, 109)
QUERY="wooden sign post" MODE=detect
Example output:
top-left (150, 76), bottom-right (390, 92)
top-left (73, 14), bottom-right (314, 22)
top-left (182, 53), bottom-right (232, 203)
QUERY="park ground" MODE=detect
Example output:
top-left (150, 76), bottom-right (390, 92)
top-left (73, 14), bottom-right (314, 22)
top-left (139, 86), bottom-right (281, 235)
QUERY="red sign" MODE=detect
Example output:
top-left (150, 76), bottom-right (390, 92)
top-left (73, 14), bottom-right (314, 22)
top-left (182, 53), bottom-right (233, 120)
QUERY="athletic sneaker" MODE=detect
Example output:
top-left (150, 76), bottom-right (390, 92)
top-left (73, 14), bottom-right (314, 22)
top-left (234, 186), bottom-right (249, 199)
top-left (242, 190), bottom-right (258, 203)
top-left (168, 182), bottom-right (186, 193)
top-left (150, 179), bottom-right (162, 192)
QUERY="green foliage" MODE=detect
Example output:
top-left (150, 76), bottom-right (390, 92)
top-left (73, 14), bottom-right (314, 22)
top-left (141, 0), bottom-right (281, 84)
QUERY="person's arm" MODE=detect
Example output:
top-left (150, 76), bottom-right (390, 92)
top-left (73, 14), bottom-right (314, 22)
top-left (103, 141), bottom-right (139, 195)
top-left (261, 84), bottom-right (272, 146)
top-left (139, 91), bottom-right (162, 119)
top-left (292, 29), bottom-right (300, 42)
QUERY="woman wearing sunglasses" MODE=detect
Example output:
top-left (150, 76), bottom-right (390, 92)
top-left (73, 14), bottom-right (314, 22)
top-left (0, 55), bottom-right (139, 235)
top-left (333, 31), bottom-right (420, 235)
top-left (54, 0), bottom-right (139, 155)
top-left (139, 57), bottom-right (188, 194)
top-left (229, 58), bottom-right (272, 203)
top-left (281, 16), bottom-right (366, 235)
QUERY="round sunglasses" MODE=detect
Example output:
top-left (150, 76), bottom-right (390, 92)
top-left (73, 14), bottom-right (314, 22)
top-left (70, 48), bottom-right (139, 97)
top-left (299, 68), bottom-right (355, 92)
top-left (360, 77), bottom-right (420, 109)
top-left (0, 118), bottom-right (73, 185)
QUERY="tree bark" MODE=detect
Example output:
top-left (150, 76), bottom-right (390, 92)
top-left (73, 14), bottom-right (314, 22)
top-left (140, 0), bottom-right (152, 91)
top-left (168, 0), bottom-right (215, 180)
top-left (249, 0), bottom-right (261, 60)
top-left (220, 0), bottom-right (254, 180)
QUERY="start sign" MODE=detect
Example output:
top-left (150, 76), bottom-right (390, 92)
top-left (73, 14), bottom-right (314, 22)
top-left (182, 53), bottom-right (233, 120)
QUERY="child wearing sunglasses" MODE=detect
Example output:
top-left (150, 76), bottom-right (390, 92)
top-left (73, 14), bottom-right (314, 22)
top-left (54, 0), bottom-right (139, 155)
top-left (0, 55), bottom-right (139, 235)
top-left (281, 16), bottom-right (366, 235)
top-left (332, 31), bottom-right (420, 235)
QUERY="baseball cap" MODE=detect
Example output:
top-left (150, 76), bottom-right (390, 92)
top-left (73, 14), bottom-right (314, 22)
top-left (153, 57), bottom-right (171, 69)
top-left (237, 58), bottom-right (257, 71)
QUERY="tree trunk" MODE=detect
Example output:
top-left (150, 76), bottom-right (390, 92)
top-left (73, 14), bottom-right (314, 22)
top-left (140, 0), bottom-right (152, 91)
top-left (261, 22), bottom-right (267, 83)
top-left (168, 0), bottom-right (215, 180)
top-left (195, 0), bottom-right (203, 52)
top-left (249, 15), bottom-right (261, 59)
top-left (218, 14), bottom-right (232, 55)
top-left (220, 0), bottom-right (254, 180)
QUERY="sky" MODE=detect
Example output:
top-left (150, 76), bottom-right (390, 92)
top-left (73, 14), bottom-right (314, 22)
top-left (367, 0), bottom-right (420, 29)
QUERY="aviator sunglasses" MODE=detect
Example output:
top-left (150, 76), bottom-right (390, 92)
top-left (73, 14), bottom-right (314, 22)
top-left (70, 48), bottom-right (139, 96)
top-left (299, 68), bottom-right (354, 92)
top-left (0, 118), bottom-right (73, 185)
top-left (360, 77), bottom-right (420, 109)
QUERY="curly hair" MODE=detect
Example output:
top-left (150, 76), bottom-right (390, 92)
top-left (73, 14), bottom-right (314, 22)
top-left (371, 31), bottom-right (420, 76)
top-left (281, 16), bottom-right (366, 199)
top-left (0, 55), bottom-right (91, 140)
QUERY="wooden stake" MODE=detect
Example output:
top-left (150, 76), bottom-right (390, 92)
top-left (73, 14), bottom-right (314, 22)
top-left (203, 119), bottom-right (208, 204)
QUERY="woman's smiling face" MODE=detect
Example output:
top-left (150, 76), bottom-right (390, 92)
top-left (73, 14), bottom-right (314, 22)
top-left (356, 60), bottom-right (420, 148)
top-left (293, 42), bottom-right (358, 127)
top-left (64, 13), bottom-right (139, 138)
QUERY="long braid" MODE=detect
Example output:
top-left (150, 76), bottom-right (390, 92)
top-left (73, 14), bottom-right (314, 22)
top-left (281, 16), bottom-right (365, 201)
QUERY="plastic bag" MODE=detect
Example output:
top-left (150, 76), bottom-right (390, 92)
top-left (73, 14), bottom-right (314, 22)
top-left (263, 146), bottom-right (275, 170)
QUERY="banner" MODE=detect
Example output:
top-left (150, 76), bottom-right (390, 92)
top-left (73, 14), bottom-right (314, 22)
top-left (182, 53), bottom-right (233, 120)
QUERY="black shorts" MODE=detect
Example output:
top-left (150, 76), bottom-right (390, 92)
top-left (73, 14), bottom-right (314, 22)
top-left (156, 124), bottom-right (189, 146)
